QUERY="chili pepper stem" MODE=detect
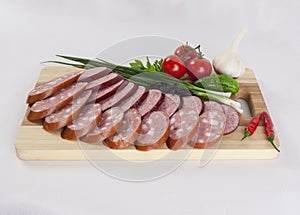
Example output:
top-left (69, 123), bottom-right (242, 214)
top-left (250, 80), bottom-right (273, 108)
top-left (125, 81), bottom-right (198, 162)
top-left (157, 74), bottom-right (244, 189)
top-left (269, 140), bottom-right (280, 152)
top-left (268, 136), bottom-right (280, 152)
top-left (241, 131), bottom-right (251, 141)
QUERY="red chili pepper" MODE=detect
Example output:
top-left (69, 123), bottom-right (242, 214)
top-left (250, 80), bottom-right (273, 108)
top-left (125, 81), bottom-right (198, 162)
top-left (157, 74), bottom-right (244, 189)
top-left (263, 111), bottom-right (280, 152)
top-left (241, 112), bottom-right (263, 141)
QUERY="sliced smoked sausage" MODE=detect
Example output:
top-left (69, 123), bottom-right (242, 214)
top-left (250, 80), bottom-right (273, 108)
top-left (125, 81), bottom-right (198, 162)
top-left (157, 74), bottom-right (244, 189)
top-left (181, 96), bottom-right (203, 115)
top-left (105, 108), bottom-right (142, 149)
top-left (203, 101), bottom-right (224, 113)
top-left (135, 111), bottom-right (170, 151)
top-left (27, 82), bottom-right (87, 121)
top-left (27, 71), bottom-right (83, 104)
top-left (115, 86), bottom-right (147, 112)
top-left (99, 82), bottom-right (137, 111)
top-left (85, 73), bottom-right (123, 91)
top-left (167, 109), bottom-right (199, 150)
top-left (81, 107), bottom-right (124, 143)
top-left (44, 90), bottom-right (92, 130)
top-left (221, 104), bottom-right (239, 135)
top-left (156, 93), bottom-right (181, 117)
top-left (61, 103), bottom-right (102, 140)
top-left (78, 67), bottom-right (111, 82)
top-left (191, 110), bottom-right (226, 149)
top-left (136, 89), bottom-right (164, 117)
top-left (87, 80), bottom-right (125, 103)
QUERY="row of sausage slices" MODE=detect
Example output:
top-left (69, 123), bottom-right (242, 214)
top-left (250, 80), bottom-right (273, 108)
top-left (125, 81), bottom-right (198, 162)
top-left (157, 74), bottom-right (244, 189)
top-left (27, 67), bottom-right (240, 151)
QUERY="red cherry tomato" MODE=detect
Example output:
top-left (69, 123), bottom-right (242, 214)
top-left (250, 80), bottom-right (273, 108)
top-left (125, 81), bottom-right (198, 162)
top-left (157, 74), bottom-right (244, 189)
top-left (162, 55), bottom-right (186, 79)
top-left (186, 58), bottom-right (212, 81)
top-left (174, 45), bottom-right (198, 63)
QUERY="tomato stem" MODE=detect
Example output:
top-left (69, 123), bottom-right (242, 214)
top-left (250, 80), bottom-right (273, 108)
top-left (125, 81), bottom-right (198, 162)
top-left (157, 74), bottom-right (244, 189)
top-left (194, 45), bottom-right (204, 58)
top-left (194, 45), bottom-right (200, 50)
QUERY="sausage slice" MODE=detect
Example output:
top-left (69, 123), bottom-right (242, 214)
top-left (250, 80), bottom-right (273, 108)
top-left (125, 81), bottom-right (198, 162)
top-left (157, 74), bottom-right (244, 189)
top-left (81, 107), bottom-right (124, 143)
top-left (27, 71), bottom-right (83, 104)
top-left (181, 96), bottom-right (203, 115)
top-left (99, 82), bottom-right (137, 111)
top-left (105, 108), bottom-right (142, 149)
top-left (43, 90), bottom-right (92, 130)
top-left (78, 67), bottom-right (111, 82)
top-left (203, 101), bottom-right (224, 113)
top-left (167, 109), bottom-right (199, 150)
top-left (135, 111), bottom-right (170, 151)
top-left (61, 103), bottom-right (102, 140)
top-left (136, 89), bottom-right (164, 117)
top-left (27, 82), bottom-right (87, 121)
top-left (115, 86), bottom-right (148, 112)
top-left (221, 104), bottom-right (239, 135)
top-left (156, 93), bottom-right (181, 117)
top-left (87, 80), bottom-right (125, 103)
top-left (191, 110), bottom-right (226, 149)
top-left (85, 73), bottom-right (123, 91)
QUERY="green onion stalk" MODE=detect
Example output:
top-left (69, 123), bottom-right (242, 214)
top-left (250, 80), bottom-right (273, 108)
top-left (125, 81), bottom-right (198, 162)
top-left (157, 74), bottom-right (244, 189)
top-left (44, 55), bottom-right (243, 113)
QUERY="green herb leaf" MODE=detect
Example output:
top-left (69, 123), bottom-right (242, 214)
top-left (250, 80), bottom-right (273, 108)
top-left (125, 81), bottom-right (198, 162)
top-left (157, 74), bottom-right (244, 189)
top-left (153, 59), bottom-right (163, 72)
top-left (129, 60), bottom-right (145, 70)
top-left (146, 57), bottom-right (152, 70)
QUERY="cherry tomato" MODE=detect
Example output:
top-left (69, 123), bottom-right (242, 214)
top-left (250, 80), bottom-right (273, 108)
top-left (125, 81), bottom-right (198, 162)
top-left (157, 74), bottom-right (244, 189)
top-left (174, 45), bottom-right (198, 63)
top-left (162, 55), bottom-right (186, 79)
top-left (186, 58), bottom-right (212, 81)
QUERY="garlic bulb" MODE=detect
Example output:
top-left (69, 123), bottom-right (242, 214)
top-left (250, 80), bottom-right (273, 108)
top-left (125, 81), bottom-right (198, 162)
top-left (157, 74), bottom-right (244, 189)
top-left (213, 28), bottom-right (247, 78)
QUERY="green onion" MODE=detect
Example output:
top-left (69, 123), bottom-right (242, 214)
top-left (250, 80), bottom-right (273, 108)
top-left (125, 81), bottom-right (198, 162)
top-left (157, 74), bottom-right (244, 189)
top-left (44, 55), bottom-right (243, 113)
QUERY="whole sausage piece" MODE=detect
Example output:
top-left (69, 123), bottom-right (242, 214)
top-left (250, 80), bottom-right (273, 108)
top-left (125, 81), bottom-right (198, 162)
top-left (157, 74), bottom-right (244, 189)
top-left (136, 89), bottom-right (164, 117)
top-left (85, 73), bottom-right (123, 91)
top-left (27, 82), bottom-right (87, 121)
top-left (181, 96), bottom-right (203, 115)
top-left (115, 86), bottom-right (148, 112)
top-left (81, 107), bottom-right (124, 143)
top-left (27, 71), bottom-right (83, 104)
top-left (61, 103), bottom-right (102, 140)
top-left (87, 80), bottom-right (125, 103)
top-left (99, 82), bottom-right (137, 111)
top-left (135, 111), bottom-right (170, 151)
top-left (167, 109), bottom-right (199, 150)
top-left (191, 110), bottom-right (226, 149)
top-left (44, 90), bottom-right (92, 130)
top-left (78, 67), bottom-right (111, 82)
top-left (105, 108), bottom-right (142, 149)
top-left (156, 93), bottom-right (181, 117)
top-left (221, 104), bottom-right (239, 135)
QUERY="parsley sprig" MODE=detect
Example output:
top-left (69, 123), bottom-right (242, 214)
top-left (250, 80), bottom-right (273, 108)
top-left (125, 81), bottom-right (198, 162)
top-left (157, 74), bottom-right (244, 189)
top-left (129, 57), bottom-right (163, 72)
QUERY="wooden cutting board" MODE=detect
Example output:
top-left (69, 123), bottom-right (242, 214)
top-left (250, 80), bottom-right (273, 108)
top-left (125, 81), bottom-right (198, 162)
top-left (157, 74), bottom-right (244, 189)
top-left (15, 66), bottom-right (280, 160)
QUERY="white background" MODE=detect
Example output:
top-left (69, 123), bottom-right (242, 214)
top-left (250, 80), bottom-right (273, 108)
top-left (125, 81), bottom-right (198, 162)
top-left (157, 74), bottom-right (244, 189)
top-left (1, 0), bottom-right (300, 214)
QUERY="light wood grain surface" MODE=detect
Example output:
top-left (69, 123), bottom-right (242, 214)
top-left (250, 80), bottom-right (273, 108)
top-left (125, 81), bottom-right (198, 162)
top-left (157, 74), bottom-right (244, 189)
top-left (15, 66), bottom-right (280, 160)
